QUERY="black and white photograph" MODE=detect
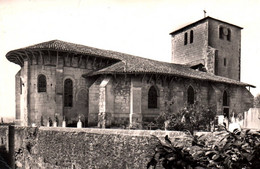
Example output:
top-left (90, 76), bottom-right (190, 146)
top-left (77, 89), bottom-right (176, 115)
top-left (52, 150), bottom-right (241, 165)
top-left (1, 0), bottom-right (260, 168)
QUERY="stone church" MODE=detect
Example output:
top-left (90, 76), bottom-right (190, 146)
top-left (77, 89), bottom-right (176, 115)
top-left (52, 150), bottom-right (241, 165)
top-left (6, 16), bottom-right (254, 127)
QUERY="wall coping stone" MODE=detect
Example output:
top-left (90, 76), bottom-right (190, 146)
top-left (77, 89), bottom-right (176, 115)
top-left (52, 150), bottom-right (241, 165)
top-left (37, 126), bottom-right (190, 138)
top-left (11, 126), bottom-right (224, 138)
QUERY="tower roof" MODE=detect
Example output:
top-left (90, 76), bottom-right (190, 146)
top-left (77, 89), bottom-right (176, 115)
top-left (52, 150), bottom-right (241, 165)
top-left (170, 16), bottom-right (243, 36)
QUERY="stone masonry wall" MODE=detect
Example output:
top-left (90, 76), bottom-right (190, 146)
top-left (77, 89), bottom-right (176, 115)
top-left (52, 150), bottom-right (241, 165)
top-left (88, 75), bottom-right (253, 128)
top-left (229, 86), bottom-right (254, 118)
top-left (208, 19), bottom-right (241, 81)
top-left (171, 19), bottom-right (242, 81)
top-left (29, 65), bottom-right (57, 126)
top-left (11, 126), bottom-right (227, 169)
top-left (62, 67), bottom-right (90, 126)
top-left (113, 76), bottom-right (131, 126)
top-left (88, 77), bottom-right (102, 126)
top-left (171, 21), bottom-right (208, 64)
top-left (15, 50), bottom-right (115, 127)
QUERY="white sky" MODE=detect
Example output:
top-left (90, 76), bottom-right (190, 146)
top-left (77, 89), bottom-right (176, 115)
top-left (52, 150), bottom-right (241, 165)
top-left (1, 0), bottom-right (260, 118)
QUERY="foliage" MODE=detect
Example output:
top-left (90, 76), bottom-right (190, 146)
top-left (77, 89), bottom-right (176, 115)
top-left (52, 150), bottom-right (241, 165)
top-left (254, 94), bottom-right (260, 108)
top-left (147, 135), bottom-right (200, 169)
top-left (147, 128), bottom-right (260, 169)
top-left (156, 103), bottom-right (216, 134)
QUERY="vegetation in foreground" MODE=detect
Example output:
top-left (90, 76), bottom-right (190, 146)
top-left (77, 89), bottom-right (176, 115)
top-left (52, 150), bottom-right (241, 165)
top-left (147, 127), bottom-right (260, 169)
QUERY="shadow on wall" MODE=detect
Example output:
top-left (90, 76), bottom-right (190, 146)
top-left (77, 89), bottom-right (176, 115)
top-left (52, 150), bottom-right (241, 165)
top-left (0, 145), bottom-right (8, 162)
top-left (0, 125), bottom-right (13, 169)
top-left (0, 152), bottom-right (11, 169)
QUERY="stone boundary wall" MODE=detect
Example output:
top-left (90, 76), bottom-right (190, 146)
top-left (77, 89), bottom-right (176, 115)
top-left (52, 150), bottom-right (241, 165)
top-left (14, 127), bottom-right (191, 169)
top-left (1, 126), bottom-right (226, 168)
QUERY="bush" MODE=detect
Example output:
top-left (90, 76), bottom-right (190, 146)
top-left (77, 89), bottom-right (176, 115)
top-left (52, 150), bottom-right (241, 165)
top-left (156, 103), bottom-right (216, 134)
top-left (147, 128), bottom-right (260, 169)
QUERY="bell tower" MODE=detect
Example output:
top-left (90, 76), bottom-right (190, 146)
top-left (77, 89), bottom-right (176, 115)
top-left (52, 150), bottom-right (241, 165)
top-left (170, 16), bottom-right (242, 81)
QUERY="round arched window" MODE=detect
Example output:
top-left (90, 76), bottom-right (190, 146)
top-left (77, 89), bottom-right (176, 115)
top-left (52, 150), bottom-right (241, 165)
top-left (38, 75), bottom-right (47, 92)
top-left (187, 86), bottom-right (195, 105)
top-left (64, 79), bottom-right (73, 107)
top-left (148, 86), bottom-right (158, 108)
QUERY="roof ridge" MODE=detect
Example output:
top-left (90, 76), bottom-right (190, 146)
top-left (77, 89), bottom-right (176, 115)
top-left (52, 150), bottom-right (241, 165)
top-left (170, 16), bottom-right (243, 35)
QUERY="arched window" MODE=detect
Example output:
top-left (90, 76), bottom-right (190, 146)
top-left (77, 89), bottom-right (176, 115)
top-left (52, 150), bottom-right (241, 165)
top-left (190, 30), bottom-right (194, 43)
top-left (187, 86), bottom-right (195, 105)
top-left (223, 91), bottom-right (229, 106)
top-left (223, 90), bottom-right (229, 118)
top-left (64, 79), bottom-right (73, 107)
top-left (38, 75), bottom-right (46, 92)
top-left (148, 86), bottom-right (158, 108)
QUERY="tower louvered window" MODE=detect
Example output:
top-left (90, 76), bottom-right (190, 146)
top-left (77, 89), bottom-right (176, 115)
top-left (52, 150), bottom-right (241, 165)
top-left (184, 32), bottom-right (188, 45)
top-left (219, 26), bottom-right (231, 41)
top-left (64, 79), bottom-right (73, 107)
top-left (38, 75), bottom-right (46, 92)
top-left (190, 30), bottom-right (194, 43)
top-left (148, 86), bottom-right (158, 108)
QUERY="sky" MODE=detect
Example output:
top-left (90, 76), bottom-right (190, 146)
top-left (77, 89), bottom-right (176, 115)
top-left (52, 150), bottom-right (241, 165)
top-left (1, 0), bottom-right (260, 118)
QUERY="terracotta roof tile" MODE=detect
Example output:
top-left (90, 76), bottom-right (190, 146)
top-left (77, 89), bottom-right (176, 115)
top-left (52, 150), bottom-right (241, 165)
top-left (6, 40), bottom-right (254, 87)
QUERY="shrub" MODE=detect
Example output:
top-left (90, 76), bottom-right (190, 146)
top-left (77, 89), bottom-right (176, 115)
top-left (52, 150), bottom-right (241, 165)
top-left (156, 103), bottom-right (216, 134)
top-left (147, 128), bottom-right (260, 169)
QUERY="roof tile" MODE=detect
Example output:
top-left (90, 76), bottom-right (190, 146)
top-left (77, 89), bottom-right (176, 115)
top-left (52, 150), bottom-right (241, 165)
top-left (6, 40), bottom-right (254, 87)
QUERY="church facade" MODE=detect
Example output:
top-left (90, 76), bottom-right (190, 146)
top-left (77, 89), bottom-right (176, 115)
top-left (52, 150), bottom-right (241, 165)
top-left (6, 17), bottom-right (254, 127)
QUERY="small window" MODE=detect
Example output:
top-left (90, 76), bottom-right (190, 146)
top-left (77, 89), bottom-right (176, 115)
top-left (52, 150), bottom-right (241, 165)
top-left (184, 32), bottom-right (188, 45)
top-left (38, 75), bottom-right (47, 92)
top-left (148, 86), bottom-right (158, 108)
top-left (64, 79), bottom-right (73, 107)
top-left (224, 58), bottom-right (227, 66)
top-left (187, 86), bottom-right (195, 105)
top-left (190, 30), bottom-right (193, 43)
